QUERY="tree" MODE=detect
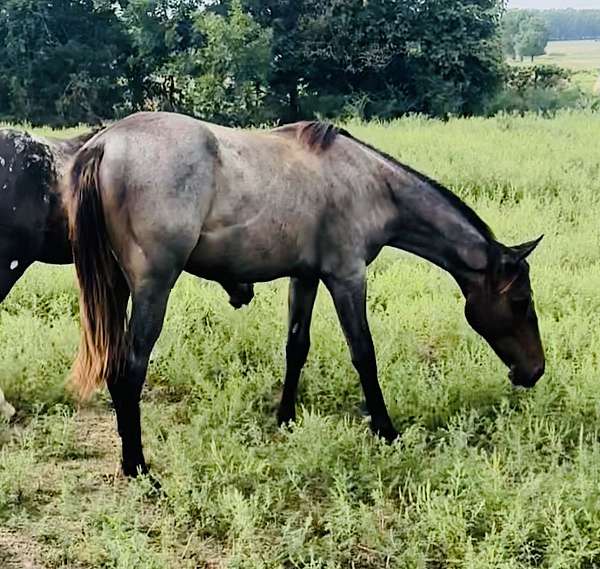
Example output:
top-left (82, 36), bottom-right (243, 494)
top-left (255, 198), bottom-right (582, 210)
top-left (0, 0), bottom-right (131, 125)
top-left (242, 0), bottom-right (505, 120)
top-left (119, 0), bottom-right (202, 112)
top-left (515, 14), bottom-right (549, 62)
top-left (0, 0), bottom-right (508, 125)
top-left (501, 11), bottom-right (550, 63)
top-left (182, 0), bottom-right (273, 124)
top-left (501, 11), bottom-right (523, 60)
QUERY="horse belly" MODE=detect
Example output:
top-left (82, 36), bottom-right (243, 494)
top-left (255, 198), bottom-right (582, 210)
top-left (185, 222), bottom-right (315, 282)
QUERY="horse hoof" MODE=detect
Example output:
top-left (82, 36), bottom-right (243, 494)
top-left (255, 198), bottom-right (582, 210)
top-left (122, 461), bottom-right (149, 478)
top-left (0, 396), bottom-right (15, 421)
top-left (277, 413), bottom-right (296, 428)
top-left (372, 424), bottom-right (400, 444)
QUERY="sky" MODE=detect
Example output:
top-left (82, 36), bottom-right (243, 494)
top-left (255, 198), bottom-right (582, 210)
top-left (508, 0), bottom-right (600, 8)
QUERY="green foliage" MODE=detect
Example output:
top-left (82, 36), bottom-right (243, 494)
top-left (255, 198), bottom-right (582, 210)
top-left (119, 0), bottom-right (205, 112)
top-left (0, 0), bottom-right (131, 126)
top-left (181, 0), bottom-right (273, 125)
top-left (1, 112), bottom-right (600, 566)
top-left (488, 65), bottom-right (584, 116)
top-left (0, 0), bottom-right (506, 125)
top-left (505, 65), bottom-right (571, 91)
top-left (502, 11), bottom-right (550, 63)
top-left (245, 0), bottom-right (505, 120)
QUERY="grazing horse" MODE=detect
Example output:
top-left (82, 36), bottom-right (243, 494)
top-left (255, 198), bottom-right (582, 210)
top-left (66, 112), bottom-right (545, 477)
top-left (0, 127), bottom-right (253, 418)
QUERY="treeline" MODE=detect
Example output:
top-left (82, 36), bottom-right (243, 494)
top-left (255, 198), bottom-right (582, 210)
top-left (0, 0), bottom-right (505, 127)
top-left (540, 9), bottom-right (600, 41)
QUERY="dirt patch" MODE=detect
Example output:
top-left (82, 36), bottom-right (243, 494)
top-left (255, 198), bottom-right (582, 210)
top-left (73, 407), bottom-right (118, 454)
top-left (71, 406), bottom-right (122, 484)
top-left (0, 529), bottom-right (45, 569)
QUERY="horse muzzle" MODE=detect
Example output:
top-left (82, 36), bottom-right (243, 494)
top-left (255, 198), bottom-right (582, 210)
top-left (509, 363), bottom-right (545, 389)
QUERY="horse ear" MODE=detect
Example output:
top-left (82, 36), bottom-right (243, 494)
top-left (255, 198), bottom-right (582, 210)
top-left (509, 235), bottom-right (543, 263)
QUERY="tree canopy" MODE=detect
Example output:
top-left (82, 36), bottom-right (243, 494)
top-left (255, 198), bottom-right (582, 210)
top-left (0, 0), bottom-right (506, 126)
top-left (502, 11), bottom-right (550, 63)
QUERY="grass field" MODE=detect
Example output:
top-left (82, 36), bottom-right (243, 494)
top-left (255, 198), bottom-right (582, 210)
top-left (510, 40), bottom-right (600, 92)
top-left (1, 111), bottom-right (600, 568)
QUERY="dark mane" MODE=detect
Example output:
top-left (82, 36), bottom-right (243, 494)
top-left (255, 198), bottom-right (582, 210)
top-left (339, 128), bottom-right (495, 243)
top-left (273, 121), bottom-right (341, 153)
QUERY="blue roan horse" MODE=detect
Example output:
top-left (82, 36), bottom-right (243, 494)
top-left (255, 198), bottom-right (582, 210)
top-left (65, 112), bottom-right (544, 477)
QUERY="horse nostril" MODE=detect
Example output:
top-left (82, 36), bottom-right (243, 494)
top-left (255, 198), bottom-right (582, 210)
top-left (531, 364), bottom-right (545, 383)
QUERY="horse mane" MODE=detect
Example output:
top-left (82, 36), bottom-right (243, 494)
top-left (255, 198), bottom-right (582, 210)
top-left (346, 133), bottom-right (495, 242)
top-left (273, 121), bottom-right (345, 153)
top-left (273, 119), bottom-right (494, 242)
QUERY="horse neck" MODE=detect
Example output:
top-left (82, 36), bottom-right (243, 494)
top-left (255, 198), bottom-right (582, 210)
top-left (382, 163), bottom-right (493, 288)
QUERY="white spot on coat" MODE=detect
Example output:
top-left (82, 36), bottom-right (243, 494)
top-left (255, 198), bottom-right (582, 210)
top-left (0, 157), bottom-right (4, 167)
top-left (9, 260), bottom-right (18, 270)
top-left (13, 137), bottom-right (26, 154)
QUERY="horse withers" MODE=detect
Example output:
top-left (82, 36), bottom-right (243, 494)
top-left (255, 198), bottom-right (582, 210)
top-left (0, 126), bottom-right (253, 419)
top-left (66, 112), bottom-right (545, 477)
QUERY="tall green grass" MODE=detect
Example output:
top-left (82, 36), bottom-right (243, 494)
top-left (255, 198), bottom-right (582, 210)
top-left (1, 111), bottom-right (600, 568)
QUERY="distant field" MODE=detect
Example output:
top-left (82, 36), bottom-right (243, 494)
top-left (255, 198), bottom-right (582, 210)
top-left (534, 40), bottom-right (600, 70)
top-left (510, 39), bottom-right (600, 92)
top-left (1, 113), bottom-right (600, 567)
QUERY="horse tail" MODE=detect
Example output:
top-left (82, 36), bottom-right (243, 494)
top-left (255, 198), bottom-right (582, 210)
top-left (68, 144), bottom-right (128, 400)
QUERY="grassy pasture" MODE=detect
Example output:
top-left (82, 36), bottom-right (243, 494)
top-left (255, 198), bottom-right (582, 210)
top-left (527, 40), bottom-right (600, 71)
top-left (1, 111), bottom-right (600, 568)
top-left (509, 40), bottom-right (600, 92)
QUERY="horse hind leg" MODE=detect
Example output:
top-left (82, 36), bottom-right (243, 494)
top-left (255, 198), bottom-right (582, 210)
top-left (108, 248), bottom-right (185, 477)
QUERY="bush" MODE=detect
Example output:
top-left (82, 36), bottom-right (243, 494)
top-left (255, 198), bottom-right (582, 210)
top-left (487, 64), bottom-right (588, 116)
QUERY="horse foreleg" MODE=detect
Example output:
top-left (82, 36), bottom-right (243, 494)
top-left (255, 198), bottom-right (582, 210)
top-left (0, 388), bottom-right (15, 420)
top-left (277, 278), bottom-right (318, 426)
top-left (108, 272), bottom-right (176, 477)
top-left (324, 271), bottom-right (398, 442)
top-left (0, 266), bottom-right (29, 423)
